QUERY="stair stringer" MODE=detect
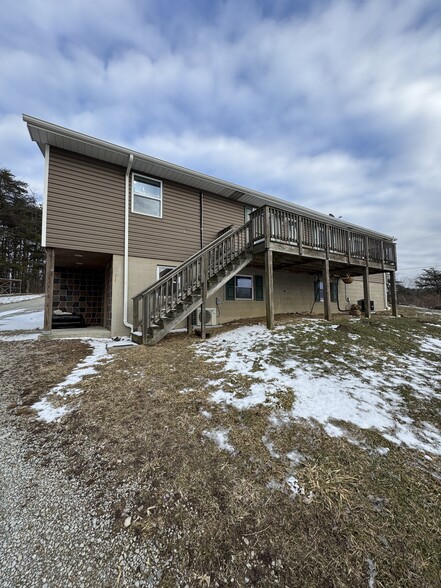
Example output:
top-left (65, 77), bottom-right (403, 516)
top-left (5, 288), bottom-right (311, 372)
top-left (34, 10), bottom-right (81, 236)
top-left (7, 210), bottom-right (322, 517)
top-left (141, 253), bottom-right (252, 345)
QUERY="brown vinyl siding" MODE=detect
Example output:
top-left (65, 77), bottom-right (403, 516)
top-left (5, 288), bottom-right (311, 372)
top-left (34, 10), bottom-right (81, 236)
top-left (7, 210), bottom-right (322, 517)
top-left (47, 149), bottom-right (246, 261)
top-left (202, 192), bottom-right (246, 246)
top-left (128, 180), bottom-right (200, 261)
top-left (47, 148), bottom-right (125, 254)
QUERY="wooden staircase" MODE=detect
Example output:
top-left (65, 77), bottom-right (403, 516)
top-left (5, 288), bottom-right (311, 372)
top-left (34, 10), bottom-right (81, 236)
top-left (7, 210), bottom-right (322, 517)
top-left (132, 222), bottom-right (252, 345)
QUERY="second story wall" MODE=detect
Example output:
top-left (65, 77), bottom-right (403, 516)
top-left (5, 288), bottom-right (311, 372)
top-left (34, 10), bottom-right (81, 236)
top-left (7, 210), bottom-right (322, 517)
top-left (47, 147), bottom-right (126, 255)
top-left (46, 148), bottom-right (247, 262)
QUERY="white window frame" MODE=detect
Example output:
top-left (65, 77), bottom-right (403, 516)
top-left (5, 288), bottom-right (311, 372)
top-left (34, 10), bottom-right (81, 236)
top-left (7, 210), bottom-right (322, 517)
top-left (132, 173), bottom-right (163, 218)
top-left (234, 274), bottom-right (254, 300)
top-left (244, 206), bottom-right (256, 221)
top-left (156, 265), bottom-right (177, 280)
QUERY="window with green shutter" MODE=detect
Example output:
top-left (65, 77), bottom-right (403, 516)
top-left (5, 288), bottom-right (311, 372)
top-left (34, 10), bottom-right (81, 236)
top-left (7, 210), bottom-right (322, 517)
top-left (225, 275), bottom-right (263, 300)
top-left (314, 278), bottom-right (338, 302)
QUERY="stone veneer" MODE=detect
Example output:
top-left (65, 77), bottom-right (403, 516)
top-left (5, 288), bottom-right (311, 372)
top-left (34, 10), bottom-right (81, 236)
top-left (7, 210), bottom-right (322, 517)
top-left (53, 267), bottom-right (105, 326)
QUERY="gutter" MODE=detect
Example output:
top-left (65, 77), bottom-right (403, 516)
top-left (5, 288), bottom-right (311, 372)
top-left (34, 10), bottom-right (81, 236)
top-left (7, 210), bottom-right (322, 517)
top-left (124, 154), bottom-right (134, 330)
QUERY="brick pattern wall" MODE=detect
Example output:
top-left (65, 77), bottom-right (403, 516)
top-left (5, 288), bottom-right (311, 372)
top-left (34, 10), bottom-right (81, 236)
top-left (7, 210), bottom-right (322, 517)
top-left (53, 267), bottom-right (105, 326)
top-left (104, 261), bottom-right (112, 330)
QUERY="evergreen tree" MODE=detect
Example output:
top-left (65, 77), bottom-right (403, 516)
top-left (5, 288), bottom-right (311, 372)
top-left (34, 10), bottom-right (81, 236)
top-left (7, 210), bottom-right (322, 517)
top-left (0, 168), bottom-right (45, 292)
top-left (415, 267), bottom-right (441, 295)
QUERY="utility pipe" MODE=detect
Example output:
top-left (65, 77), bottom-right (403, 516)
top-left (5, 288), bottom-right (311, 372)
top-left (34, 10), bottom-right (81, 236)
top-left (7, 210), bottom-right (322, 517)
top-left (124, 154), bottom-right (134, 330)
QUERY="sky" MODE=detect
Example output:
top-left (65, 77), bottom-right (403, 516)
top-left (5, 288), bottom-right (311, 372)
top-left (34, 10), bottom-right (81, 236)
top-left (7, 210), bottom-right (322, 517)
top-left (1, 0), bottom-right (440, 282)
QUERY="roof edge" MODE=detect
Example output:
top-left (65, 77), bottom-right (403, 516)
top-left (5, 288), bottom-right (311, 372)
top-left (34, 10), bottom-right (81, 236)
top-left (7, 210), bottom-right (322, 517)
top-left (23, 114), bottom-right (396, 242)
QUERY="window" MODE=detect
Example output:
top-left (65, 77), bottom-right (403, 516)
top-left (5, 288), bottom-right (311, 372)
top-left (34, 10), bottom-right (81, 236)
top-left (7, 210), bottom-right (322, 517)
top-left (244, 206), bottom-right (256, 221)
top-left (132, 174), bottom-right (162, 217)
top-left (226, 275), bottom-right (263, 301)
top-left (314, 278), bottom-right (338, 302)
top-left (157, 265), bottom-right (176, 280)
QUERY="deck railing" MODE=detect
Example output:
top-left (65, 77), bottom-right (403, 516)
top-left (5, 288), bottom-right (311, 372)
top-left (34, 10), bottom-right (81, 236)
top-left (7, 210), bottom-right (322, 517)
top-left (134, 204), bottom-right (396, 340)
top-left (250, 206), bottom-right (396, 267)
top-left (133, 222), bottom-right (251, 339)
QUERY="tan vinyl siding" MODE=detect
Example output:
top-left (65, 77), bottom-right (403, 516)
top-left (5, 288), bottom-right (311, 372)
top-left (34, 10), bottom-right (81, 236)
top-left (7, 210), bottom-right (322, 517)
top-left (353, 273), bottom-right (385, 284)
top-left (46, 148), bottom-right (125, 254)
top-left (202, 192), bottom-right (245, 246)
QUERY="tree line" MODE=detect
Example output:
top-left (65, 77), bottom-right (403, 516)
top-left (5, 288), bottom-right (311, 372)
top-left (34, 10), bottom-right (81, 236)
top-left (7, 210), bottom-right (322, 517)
top-left (397, 267), bottom-right (441, 309)
top-left (0, 168), bottom-right (45, 293)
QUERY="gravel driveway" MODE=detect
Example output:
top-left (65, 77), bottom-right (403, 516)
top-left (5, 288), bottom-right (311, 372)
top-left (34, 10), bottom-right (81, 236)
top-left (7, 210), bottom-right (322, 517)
top-left (0, 339), bottom-right (160, 588)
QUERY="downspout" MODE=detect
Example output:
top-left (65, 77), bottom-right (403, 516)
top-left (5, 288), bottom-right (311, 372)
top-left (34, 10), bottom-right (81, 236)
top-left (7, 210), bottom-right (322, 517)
top-left (124, 154), bottom-right (134, 330)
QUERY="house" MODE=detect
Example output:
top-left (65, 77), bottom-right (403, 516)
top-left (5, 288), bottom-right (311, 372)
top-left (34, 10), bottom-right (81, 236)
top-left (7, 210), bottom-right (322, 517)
top-left (24, 115), bottom-right (398, 344)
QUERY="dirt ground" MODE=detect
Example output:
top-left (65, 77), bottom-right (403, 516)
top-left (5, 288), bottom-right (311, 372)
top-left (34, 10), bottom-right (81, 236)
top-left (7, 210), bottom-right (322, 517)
top-left (1, 308), bottom-right (440, 587)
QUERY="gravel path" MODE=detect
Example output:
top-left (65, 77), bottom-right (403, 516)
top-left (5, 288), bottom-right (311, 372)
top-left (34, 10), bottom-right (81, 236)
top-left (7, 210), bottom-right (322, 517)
top-left (0, 340), bottom-right (161, 588)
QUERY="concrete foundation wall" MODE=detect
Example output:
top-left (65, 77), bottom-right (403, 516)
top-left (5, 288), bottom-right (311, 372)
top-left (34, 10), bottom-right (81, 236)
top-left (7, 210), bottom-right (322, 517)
top-left (110, 255), bottom-right (387, 336)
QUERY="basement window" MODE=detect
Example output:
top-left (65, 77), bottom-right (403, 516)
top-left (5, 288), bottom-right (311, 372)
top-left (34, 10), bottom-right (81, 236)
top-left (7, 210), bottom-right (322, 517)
top-left (226, 275), bottom-right (263, 301)
top-left (132, 174), bottom-right (162, 218)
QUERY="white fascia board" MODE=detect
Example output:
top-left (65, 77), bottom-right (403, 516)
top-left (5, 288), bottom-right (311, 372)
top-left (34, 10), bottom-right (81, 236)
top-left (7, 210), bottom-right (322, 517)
top-left (41, 144), bottom-right (49, 247)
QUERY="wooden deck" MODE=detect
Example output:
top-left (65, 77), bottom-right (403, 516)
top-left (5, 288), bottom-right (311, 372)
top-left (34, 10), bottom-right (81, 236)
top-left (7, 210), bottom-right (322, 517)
top-left (133, 205), bottom-right (397, 344)
top-left (250, 206), bottom-right (396, 272)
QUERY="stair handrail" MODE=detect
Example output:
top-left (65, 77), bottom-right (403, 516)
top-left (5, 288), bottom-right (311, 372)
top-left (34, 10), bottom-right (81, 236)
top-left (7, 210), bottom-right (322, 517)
top-left (132, 226), bottom-right (237, 303)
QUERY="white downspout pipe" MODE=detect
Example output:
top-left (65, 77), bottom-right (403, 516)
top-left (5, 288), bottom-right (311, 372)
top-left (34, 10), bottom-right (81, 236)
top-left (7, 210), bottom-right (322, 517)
top-left (124, 154), bottom-right (134, 330)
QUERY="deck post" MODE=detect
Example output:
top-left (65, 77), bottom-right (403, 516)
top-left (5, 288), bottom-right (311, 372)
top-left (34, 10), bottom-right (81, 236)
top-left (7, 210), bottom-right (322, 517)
top-left (43, 247), bottom-right (55, 331)
top-left (200, 254), bottom-right (208, 339)
top-left (363, 266), bottom-right (371, 318)
top-left (264, 206), bottom-right (271, 249)
top-left (142, 296), bottom-right (150, 344)
top-left (322, 259), bottom-right (331, 321)
top-left (389, 271), bottom-right (398, 317)
top-left (133, 296), bottom-right (139, 334)
top-left (298, 217), bottom-right (303, 255)
top-left (186, 313), bottom-right (193, 335)
top-left (264, 248), bottom-right (274, 329)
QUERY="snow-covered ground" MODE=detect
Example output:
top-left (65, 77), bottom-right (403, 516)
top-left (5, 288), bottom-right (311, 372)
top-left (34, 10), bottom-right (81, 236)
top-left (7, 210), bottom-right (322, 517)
top-left (32, 339), bottom-right (113, 422)
top-left (196, 321), bottom-right (441, 456)
top-left (0, 297), bottom-right (136, 421)
top-left (0, 309), bottom-right (44, 332)
top-left (0, 294), bottom-right (44, 305)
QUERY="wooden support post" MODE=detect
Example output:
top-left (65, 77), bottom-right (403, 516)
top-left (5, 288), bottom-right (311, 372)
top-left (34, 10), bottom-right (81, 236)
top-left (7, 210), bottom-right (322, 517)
top-left (43, 248), bottom-right (55, 331)
top-left (142, 296), bottom-right (149, 344)
top-left (264, 206), bottom-right (271, 249)
top-left (265, 248), bottom-right (274, 330)
top-left (200, 254), bottom-right (208, 339)
top-left (347, 231), bottom-right (352, 264)
top-left (390, 271), bottom-right (398, 317)
top-left (133, 296), bottom-right (139, 335)
top-left (363, 265), bottom-right (371, 318)
top-left (186, 313), bottom-right (193, 335)
top-left (322, 259), bottom-right (331, 321)
top-left (325, 225), bottom-right (330, 259)
top-left (298, 217), bottom-right (303, 255)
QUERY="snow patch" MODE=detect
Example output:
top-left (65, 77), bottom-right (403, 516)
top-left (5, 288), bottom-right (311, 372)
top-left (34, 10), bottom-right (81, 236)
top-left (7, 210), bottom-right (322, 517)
top-left (203, 428), bottom-right (235, 453)
top-left (196, 322), bottom-right (441, 455)
top-left (32, 338), bottom-right (113, 423)
top-left (0, 294), bottom-right (44, 304)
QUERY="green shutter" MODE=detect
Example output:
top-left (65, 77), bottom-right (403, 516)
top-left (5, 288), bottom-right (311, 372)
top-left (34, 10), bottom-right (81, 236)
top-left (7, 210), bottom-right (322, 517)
top-left (314, 280), bottom-right (321, 302)
top-left (331, 281), bottom-right (338, 302)
top-left (254, 275), bottom-right (263, 301)
top-left (226, 278), bottom-right (235, 300)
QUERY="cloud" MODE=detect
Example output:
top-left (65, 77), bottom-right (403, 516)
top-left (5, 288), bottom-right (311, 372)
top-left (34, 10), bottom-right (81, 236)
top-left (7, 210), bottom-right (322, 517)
top-left (0, 0), bottom-right (440, 279)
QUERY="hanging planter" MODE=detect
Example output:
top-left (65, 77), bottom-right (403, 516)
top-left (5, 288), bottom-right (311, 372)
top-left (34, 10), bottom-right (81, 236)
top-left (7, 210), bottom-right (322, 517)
top-left (342, 275), bottom-right (353, 284)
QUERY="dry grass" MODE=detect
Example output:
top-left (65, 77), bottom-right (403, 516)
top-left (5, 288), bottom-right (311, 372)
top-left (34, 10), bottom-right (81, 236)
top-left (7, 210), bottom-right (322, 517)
top-left (3, 310), bottom-right (441, 587)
